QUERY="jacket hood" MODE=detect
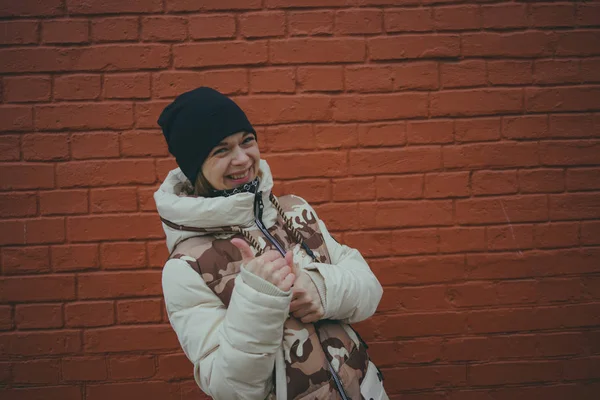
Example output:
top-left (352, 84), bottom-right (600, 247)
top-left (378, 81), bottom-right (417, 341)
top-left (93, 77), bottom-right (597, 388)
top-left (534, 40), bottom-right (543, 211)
top-left (154, 159), bottom-right (278, 253)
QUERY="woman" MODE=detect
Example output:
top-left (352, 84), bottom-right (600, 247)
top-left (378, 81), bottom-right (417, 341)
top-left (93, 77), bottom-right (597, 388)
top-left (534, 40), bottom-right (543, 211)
top-left (154, 87), bottom-right (387, 400)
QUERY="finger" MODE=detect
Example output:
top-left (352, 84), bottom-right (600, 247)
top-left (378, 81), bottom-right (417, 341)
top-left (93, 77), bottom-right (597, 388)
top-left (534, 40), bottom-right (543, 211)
top-left (264, 258), bottom-right (288, 273)
top-left (292, 305), bottom-right (315, 319)
top-left (279, 272), bottom-right (295, 292)
top-left (257, 250), bottom-right (284, 265)
top-left (231, 238), bottom-right (255, 262)
top-left (271, 265), bottom-right (292, 284)
top-left (300, 312), bottom-right (321, 323)
top-left (285, 251), bottom-right (295, 270)
top-left (290, 297), bottom-right (310, 312)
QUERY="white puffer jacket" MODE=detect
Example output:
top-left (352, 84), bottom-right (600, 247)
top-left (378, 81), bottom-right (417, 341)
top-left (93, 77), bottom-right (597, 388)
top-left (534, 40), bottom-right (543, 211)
top-left (155, 160), bottom-right (386, 400)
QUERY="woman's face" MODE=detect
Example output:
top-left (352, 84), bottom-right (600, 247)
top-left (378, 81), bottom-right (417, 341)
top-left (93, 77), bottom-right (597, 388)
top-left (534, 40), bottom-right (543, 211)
top-left (201, 131), bottom-right (260, 190)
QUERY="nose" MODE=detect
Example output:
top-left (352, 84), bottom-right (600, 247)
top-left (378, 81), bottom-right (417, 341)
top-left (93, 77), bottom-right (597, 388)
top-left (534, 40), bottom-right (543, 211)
top-left (231, 145), bottom-right (250, 165)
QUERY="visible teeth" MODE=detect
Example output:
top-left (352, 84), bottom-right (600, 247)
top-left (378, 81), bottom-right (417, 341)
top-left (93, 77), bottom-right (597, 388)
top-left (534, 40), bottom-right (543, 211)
top-left (229, 171), bottom-right (248, 180)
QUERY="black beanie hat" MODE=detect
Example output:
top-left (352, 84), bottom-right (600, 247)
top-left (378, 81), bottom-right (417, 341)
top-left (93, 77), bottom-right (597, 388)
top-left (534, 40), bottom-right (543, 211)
top-left (157, 87), bottom-right (256, 184)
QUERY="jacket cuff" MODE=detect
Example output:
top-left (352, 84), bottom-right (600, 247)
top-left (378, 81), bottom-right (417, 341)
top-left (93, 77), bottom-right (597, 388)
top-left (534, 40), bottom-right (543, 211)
top-left (304, 269), bottom-right (327, 310)
top-left (240, 264), bottom-right (290, 297)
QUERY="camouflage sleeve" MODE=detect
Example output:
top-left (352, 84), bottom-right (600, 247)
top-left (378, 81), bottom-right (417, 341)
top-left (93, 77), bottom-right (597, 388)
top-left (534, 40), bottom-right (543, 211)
top-left (162, 258), bottom-right (291, 399)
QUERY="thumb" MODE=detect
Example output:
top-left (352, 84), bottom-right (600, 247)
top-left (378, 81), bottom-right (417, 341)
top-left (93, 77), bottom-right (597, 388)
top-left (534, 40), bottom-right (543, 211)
top-left (231, 238), bottom-right (255, 262)
top-left (285, 251), bottom-right (296, 273)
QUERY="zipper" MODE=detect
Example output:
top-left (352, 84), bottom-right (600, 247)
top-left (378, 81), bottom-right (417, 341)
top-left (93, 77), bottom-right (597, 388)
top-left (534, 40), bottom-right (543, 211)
top-left (253, 191), bottom-right (349, 399)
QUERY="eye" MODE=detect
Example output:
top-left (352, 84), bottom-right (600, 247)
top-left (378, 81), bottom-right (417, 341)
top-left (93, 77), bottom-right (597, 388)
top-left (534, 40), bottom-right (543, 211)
top-left (242, 135), bottom-right (256, 145)
top-left (211, 147), bottom-right (227, 156)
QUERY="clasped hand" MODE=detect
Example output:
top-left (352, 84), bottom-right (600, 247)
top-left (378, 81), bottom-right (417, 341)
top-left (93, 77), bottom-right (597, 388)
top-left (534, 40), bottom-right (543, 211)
top-left (232, 239), bottom-right (324, 322)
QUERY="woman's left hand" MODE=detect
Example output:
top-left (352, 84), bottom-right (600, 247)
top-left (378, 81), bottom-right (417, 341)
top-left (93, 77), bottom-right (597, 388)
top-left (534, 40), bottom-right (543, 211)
top-left (289, 271), bottom-right (325, 323)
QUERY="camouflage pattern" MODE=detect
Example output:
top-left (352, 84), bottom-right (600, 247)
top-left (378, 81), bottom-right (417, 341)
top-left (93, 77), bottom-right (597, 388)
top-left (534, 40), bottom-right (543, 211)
top-left (171, 195), bottom-right (369, 400)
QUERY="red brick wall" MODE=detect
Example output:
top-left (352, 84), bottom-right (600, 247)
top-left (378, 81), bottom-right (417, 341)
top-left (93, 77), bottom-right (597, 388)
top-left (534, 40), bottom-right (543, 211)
top-left (1, 0), bottom-right (600, 399)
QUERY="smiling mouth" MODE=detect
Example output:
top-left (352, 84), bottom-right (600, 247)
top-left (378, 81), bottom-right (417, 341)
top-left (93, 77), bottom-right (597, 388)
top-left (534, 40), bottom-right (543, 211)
top-left (227, 169), bottom-right (250, 181)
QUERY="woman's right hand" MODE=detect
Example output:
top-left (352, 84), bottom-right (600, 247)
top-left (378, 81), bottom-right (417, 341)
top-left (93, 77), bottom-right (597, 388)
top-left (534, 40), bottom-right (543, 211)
top-left (231, 238), bottom-right (296, 292)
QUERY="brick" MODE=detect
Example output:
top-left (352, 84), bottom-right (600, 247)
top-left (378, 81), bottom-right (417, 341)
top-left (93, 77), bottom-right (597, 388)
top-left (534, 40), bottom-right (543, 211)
top-left (36, 103), bottom-right (133, 130)
top-left (117, 299), bottom-right (162, 323)
top-left (235, 95), bottom-right (331, 125)
top-left (393, 61), bottom-right (439, 90)
top-left (334, 93), bottom-right (428, 121)
top-left (472, 170), bottom-right (518, 196)
top-left (289, 11), bottom-right (334, 36)
top-left (4, 76), bottom-right (51, 102)
top-left (0, 45), bottom-right (169, 74)
top-left (25, 217), bottom-right (66, 244)
top-left (457, 195), bottom-right (548, 225)
top-left (15, 304), bottom-right (62, 329)
top-left (443, 335), bottom-right (537, 361)
top-left (534, 222), bottom-right (579, 249)
top-left (109, 355), bottom-right (155, 379)
top-left (424, 171), bottom-right (470, 198)
top-left (297, 66), bottom-right (343, 92)
top-left (0, 105), bottom-right (33, 131)
top-left (271, 38), bottom-right (365, 64)
top-left (0, 306), bottom-right (12, 330)
top-left (0, 330), bottom-right (81, 357)
top-left (265, 0), bottom-right (346, 7)
top-left (534, 59), bottom-right (580, 85)
top-left (279, 179), bottom-right (330, 204)
top-left (67, 214), bottom-right (163, 242)
top-left (384, 8), bottom-right (433, 33)
top-left (549, 114), bottom-right (596, 138)
top-left (358, 200), bottom-right (453, 229)
top-left (12, 359), bottom-right (60, 384)
top-left (156, 158), bottom-right (178, 180)
top-left (487, 224), bottom-right (535, 251)
top-left (502, 115), bottom-right (549, 140)
top-left (141, 16), bottom-right (187, 42)
top-left (104, 73), bottom-right (150, 99)
top-left (550, 193), bottom-right (600, 220)
top-left (266, 151), bottom-right (346, 179)
top-left (335, 9), bottom-right (382, 35)
top-left (86, 382), bottom-right (179, 400)
top-left (42, 19), bottom-right (88, 44)
top-left (265, 124), bottom-right (315, 152)
top-left (577, 4), bottom-right (600, 26)
top-left (0, 20), bottom-right (38, 45)
top-left (62, 356), bottom-right (107, 381)
top-left (2, 246), bottom-right (50, 275)
top-left (0, 192), bottom-right (37, 218)
top-left (345, 66), bottom-right (393, 93)
top-left (147, 241), bottom-right (168, 267)
top-left (556, 30), bottom-right (600, 56)
top-left (467, 248), bottom-right (600, 280)
top-left (250, 68), bottom-right (295, 94)
top-left (156, 353), bottom-right (192, 380)
top-left (52, 244), bottom-right (99, 272)
top-left (540, 140), bottom-right (600, 166)
top-left (567, 167), bottom-right (600, 191)
top-left (463, 31), bottom-right (555, 57)
top-left (78, 270), bottom-right (162, 299)
top-left (54, 74), bottom-right (101, 100)
top-left (22, 133), bottom-right (69, 161)
top-left (333, 177), bottom-right (375, 201)
top-left (374, 311), bottom-right (466, 339)
top-left (0, 387), bottom-right (81, 400)
top-left (539, 277), bottom-right (585, 303)
top-left (65, 301), bottom-right (114, 327)
top-left (91, 17), bottom-right (139, 42)
top-left (0, 0), bottom-right (64, 17)
top-left (166, 0), bottom-right (261, 11)
top-left (67, 0), bottom-right (163, 14)
top-left (384, 364), bottom-right (466, 391)
top-left (369, 339), bottom-right (441, 366)
top-left (519, 169), bottom-right (564, 194)
top-left (369, 34), bottom-right (460, 60)
top-left (0, 275), bottom-right (75, 302)
top-left (314, 124), bottom-right (358, 149)
top-left (188, 14), bottom-right (235, 39)
top-left (57, 160), bottom-right (156, 187)
top-left (407, 120), bottom-right (454, 144)
top-left (441, 60), bottom-right (486, 88)
top-left (439, 227), bottom-right (486, 253)
top-left (370, 254), bottom-right (465, 286)
top-left (433, 5), bottom-right (482, 31)
top-left (431, 88), bottom-right (523, 117)
top-left (240, 11), bottom-right (285, 38)
top-left (350, 147), bottom-right (441, 175)
top-left (443, 142), bottom-right (538, 168)
top-left (0, 220), bottom-right (26, 246)
top-left (100, 241), bottom-right (146, 269)
top-left (376, 174), bottom-right (422, 200)
top-left (174, 41), bottom-right (268, 68)
top-left (526, 86), bottom-right (600, 113)
top-left (153, 70), bottom-right (248, 98)
top-left (471, 360), bottom-right (561, 385)
top-left (454, 117), bottom-right (501, 142)
top-left (91, 188), bottom-right (138, 214)
top-left (0, 135), bottom-right (20, 160)
top-left (358, 122), bottom-right (406, 147)
top-left (313, 203), bottom-right (360, 231)
top-left (71, 132), bottom-right (120, 159)
top-left (488, 60), bottom-right (533, 86)
top-left (138, 187), bottom-right (159, 212)
top-left (481, 3), bottom-right (527, 30)
top-left (84, 325), bottom-right (179, 352)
